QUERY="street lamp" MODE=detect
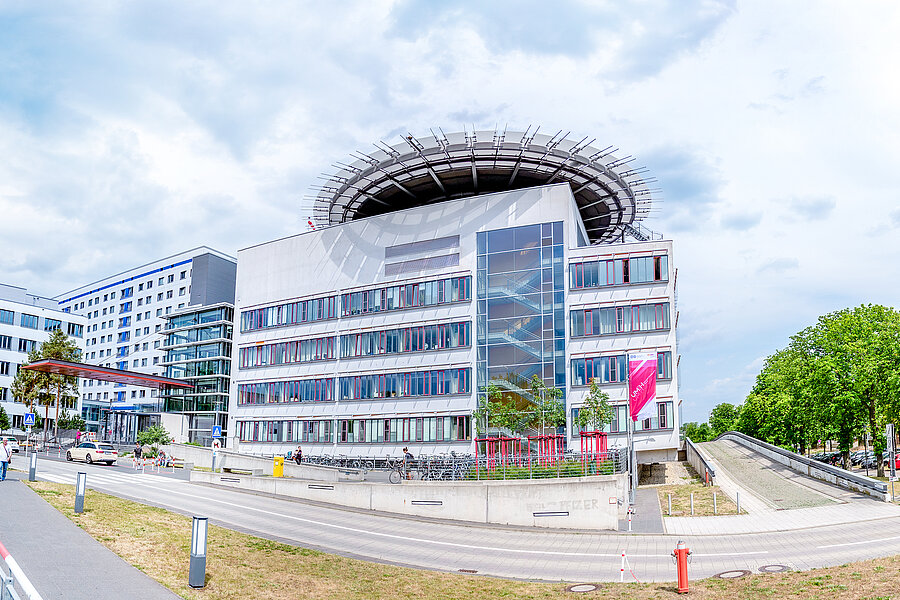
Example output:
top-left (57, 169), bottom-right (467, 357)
top-left (189, 516), bottom-right (208, 588)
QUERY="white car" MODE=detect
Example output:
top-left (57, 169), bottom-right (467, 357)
top-left (67, 442), bottom-right (118, 465)
top-left (1, 437), bottom-right (19, 453)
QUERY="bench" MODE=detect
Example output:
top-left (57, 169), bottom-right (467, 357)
top-left (222, 467), bottom-right (263, 476)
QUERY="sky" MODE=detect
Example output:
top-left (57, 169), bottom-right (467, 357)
top-left (1, 1), bottom-right (898, 424)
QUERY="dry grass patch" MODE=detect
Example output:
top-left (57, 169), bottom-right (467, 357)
top-left (23, 481), bottom-right (900, 599)
top-left (657, 483), bottom-right (739, 516)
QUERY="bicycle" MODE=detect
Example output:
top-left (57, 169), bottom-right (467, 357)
top-left (387, 457), bottom-right (419, 484)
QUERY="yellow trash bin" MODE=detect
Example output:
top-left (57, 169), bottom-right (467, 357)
top-left (273, 455), bottom-right (284, 478)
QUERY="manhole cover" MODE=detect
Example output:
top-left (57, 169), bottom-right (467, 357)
top-left (713, 569), bottom-right (751, 579)
top-left (458, 569), bottom-right (478, 574)
top-left (758, 564), bottom-right (790, 573)
top-left (566, 584), bottom-right (599, 593)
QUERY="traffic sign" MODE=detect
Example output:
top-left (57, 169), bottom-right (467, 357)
top-left (211, 425), bottom-right (222, 438)
top-left (23, 413), bottom-right (35, 426)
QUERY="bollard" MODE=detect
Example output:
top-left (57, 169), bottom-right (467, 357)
top-left (668, 493), bottom-right (672, 515)
top-left (620, 551), bottom-right (625, 582)
top-left (672, 540), bottom-right (691, 593)
top-left (705, 470), bottom-right (709, 486)
top-left (627, 505), bottom-right (633, 532)
top-left (28, 452), bottom-right (37, 482)
top-left (189, 516), bottom-right (208, 588)
top-left (690, 492), bottom-right (694, 515)
top-left (736, 492), bottom-right (740, 514)
top-left (714, 491), bottom-right (718, 515)
top-left (74, 472), bottom-right (87, 514)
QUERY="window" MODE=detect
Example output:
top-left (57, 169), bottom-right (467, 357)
top-left (110, 291), bottom-right (116, 299)
top-left (340, 321), bottom-right (471, 358)
top-left (138, 283), bottom-right (143, 291)
top-left (569, 255), bottom-right (669, 290)
top-left (67, 323), bottom-right (83, 337)
top-left (167, 274), bottom-right (174, 283)
top-left (18, 339), bottom-right (37, 353)
top-left (0, 310), bottom-right (13, 325)
top-left (44, 318), bottom-right (61, 331)
top-left (20, 314), bottom-right (39, 329)
top-left (147, 280), bottom-right (152, 289)
top-left (0, 336), bottom-right (11, 351)
top-left (157, 309), bottom-right (162, 317)
top-left (0, 362), bottom-right (9, 376)
top-left (334, 276), bottom-right (472, 321)
top-left (121, 287), bottom-right (133, 299)
top-left (179, 287), bottom-right (185, 296)
top-left (570, 302), bottom-right (670, 337)
top-left (238, 378), bottom-right (335, 405)
top-left (238, 336), bottom-right (336, 368)
top-left (180, 270), bottom-right (186, 280)
top-left (120, 302), bottom-right (132, 313)
top-left (338, 368), bottom-right (471, 400)
top-left (166, 290), bottom-right (173, 299)
top-left (137, 299), bottom-right (143, 307)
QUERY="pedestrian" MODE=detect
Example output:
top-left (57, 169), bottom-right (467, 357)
top-left (75, 430), bottom-right (81, 444)
top-left (294, 446), bottom-right (302, 465)
top-left (0, 439), bottom-right (11, 482)
top-left (402, 446), bottom-right (414, 480)
top-left (134, 442), bottom-right (143, 460)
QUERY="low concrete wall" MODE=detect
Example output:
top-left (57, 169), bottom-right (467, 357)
top-left (685, 437), bottom-right (716, 484)
top-left (718, 431), bottom-right (890, 501)
top-left (191, 470), bottom-right (627, 530)
top-left (162, 444), bottom-right (364, 482)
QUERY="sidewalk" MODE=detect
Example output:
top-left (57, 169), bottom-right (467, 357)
top-left (0, 471), bottom-right (181, 600)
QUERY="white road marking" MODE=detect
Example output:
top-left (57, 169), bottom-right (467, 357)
top-left (818, 535), bottom-right (900, 549)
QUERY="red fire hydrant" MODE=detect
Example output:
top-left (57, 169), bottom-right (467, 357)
top-left (672, 540), bottom-right (691, 593)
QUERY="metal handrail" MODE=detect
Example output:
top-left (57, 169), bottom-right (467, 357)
top-left (0, 541), bottom-right (42, 600)
top-left (684, 436), bottom-right (716, 484)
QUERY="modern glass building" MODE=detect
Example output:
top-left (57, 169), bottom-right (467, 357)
top-left (229, 130), bottom-right (680, 463)
top-left (158, 303), bottom-right (233, 446)
top-left (55, 247), bottom-right (236, 442)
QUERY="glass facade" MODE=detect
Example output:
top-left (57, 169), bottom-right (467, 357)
top-left (476, 222), bottom-right (566, 395)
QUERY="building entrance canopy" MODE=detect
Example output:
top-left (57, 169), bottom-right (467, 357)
top-left (23, 358), bottom-right (193, 390)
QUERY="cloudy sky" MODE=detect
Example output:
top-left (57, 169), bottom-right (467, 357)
top-left (1, 1), bottom-right (898, 423)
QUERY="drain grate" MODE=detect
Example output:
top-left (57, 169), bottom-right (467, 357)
top-left (758, 564), bottom-right (790, 573)
top-left (567, 584), bottom-right (599, 593)
top-left (458, 569), bottom-right (478, 574)
top-left (713, 569), bottom-right (751, 579)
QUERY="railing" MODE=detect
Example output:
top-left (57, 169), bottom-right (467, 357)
top-left (0, 540), bottom-right (43, 600)
top-left (302, 449), bottom-right (628, 481)
top-left (684, 436), bottom-right (715, 486)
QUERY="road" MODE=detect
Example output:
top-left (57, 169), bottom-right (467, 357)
top-left (26, 454), bottom-right (900, 582)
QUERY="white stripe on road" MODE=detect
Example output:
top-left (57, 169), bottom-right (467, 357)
top-left (818, 535), bottom-right (900, 549)
top-left (36, 468), bottom-right (770, 560)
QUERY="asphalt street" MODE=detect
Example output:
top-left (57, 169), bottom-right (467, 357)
top-left (23, 453), bottom-right (900, 583)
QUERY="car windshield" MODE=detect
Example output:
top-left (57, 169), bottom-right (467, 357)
top-left (98, 444), bottom-right (116, 451)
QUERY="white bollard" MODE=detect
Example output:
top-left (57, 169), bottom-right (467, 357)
top-left (620, 551), bottom-right (625, 582)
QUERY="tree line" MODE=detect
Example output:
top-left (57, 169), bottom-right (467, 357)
top-left (682, 304), bottom-right (900, 476)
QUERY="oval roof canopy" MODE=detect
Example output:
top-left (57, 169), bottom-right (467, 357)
top-left (311, 128), bottom-right (655, 244)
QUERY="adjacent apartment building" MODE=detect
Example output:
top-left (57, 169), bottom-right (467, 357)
top-left (55, 247), bottom-right (236, 442)
top-left (229, 130), bottom-right (680, 463)
top-left (0, 283), bottom-right (86, 431)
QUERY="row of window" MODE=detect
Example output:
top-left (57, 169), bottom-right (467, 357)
top-left (569, 255), bottom-right (669, 289)
top-left (237, 415), bottom-right (472, 444)
top-left (571, 401), bottom-right (674, 435)
top-left (570, 302), bottom-right (670, 337)
top-left (571, 351), bottom-right (673, 386)
top-left (240, 296), bottom-right (338, 332)
top-left (341, 276), bottom-right (471, 317)
top-left (238, 337), bottom-right (336, 368)
top-left (340, 321), bottom-right (471, 358)
top-left (238, 378), bottom-right (334, 405)
top-left (63, 269), bottom-right (189, 312)
top-left (338, 368), bottom-right (471, 400)
top-left (0, 335), bottom-right (37, 354)
top-left (0, 309), bottom-right (83, 337)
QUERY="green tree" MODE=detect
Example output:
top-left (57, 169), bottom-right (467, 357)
top-left (0, 406), bottom-right (9, 434)
top-left (11, 329), bottom-right (81, 444)
top-left (574, 378), bottom-right (612, 432)
top-left (136, 425), bottom-right (172, 451)
top-left (709, 403), bottom-right (740, 437)
top-left (681, 421), bottom-right (713, 443)
top-left (526, 375), bottom-right (565, 432)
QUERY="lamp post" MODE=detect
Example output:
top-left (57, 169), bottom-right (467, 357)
top-left (189, 516), bottom-right (208, 588)
top-left (74, 472), bottom-right (86, 514)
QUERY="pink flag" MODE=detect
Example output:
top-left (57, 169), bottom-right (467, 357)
top-left (628, 352), bottom-right (657, 421)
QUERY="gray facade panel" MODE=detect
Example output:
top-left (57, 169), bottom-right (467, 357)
top-left (190, 254), bottom-right (237, 306)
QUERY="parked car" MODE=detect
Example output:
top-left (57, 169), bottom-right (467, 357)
top-left (1, 437), bottom-right (19, 453)
top-left (66, 441), bottom-right (118, 465)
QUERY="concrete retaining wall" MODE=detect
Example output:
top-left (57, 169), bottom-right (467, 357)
top-left (718, 431), bottom-right (890, 501)
top-left (162, 444), bottom-right (364, 481)
top-left (685, 437), bottom-right (716, 484)
top-left (191, 470), bottom-right (627, 530)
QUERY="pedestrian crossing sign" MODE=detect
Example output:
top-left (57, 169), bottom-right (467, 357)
top-left (24, 413), bottom-right (35, 426)
top-left (212, 425), bottom-right (222, 438)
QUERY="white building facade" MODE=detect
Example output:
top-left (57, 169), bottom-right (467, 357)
top-left (55, 247), bottom-right (236, 442)
top-left (230, 183), bottom-right (680, 462)
top-left (0, 283), bottom-right (86, 432)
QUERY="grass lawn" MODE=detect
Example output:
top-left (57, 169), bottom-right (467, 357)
top-left (23, 480), bottom-right (900, 599)
top-left (656, 483), bottom-right (740, 516)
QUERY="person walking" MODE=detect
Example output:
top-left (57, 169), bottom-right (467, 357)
top-left (0, 439), bottom-right (11, 482)
top-left (402, 446), bottom-right (414, 480)
top-left (294, 446), bottom-right (302, 465)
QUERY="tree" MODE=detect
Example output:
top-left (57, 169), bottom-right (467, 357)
top-left (473, 382), bottom-right (523, 435)
top-left (0, 406), bottom-right (9, 434)
top-left (526, 375), bottom-right (565, 432)
top-left (11, 329), bottom-right (81, 444)
top-left (574, 378), bottom-right (612, 432)
top-left (136, 425), bottom-right (172, 451)
top-left (681, 421), bottom-right (713, 443)
top-left (709, 403), bottom-right (740, 438)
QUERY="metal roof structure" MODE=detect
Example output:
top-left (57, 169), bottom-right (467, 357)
top-left (310, 127), bottom-right (658, 244)
top-left (23, 359), bottom-right (193, 390)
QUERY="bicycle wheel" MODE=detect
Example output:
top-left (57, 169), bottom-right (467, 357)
top-left (389, 469), bottom-right (401, 484)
